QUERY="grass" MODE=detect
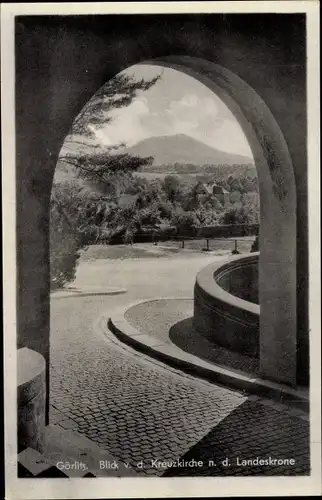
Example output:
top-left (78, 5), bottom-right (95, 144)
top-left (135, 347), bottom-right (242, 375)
top-left (79, 236), bottom-right (255, 261)
top-left (80, 245), bottom-right (168, 261)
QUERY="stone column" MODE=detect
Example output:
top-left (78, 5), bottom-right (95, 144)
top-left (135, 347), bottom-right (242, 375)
top-left (17, 348), bottom-right (46, 453)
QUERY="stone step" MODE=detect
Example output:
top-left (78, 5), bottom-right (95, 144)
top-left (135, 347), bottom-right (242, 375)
top-left (42, 424), bottom-right (137, 477)
top-left (18, 425), bottom-right (137, 477)
top-left (17, 447), bottom-right (68, 477)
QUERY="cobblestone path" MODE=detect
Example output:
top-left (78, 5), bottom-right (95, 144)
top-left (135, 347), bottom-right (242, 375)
top-left (50, 295), bottom-right (246, 476)
top-left (126, 298), bottom-right (259, 375)
top-left (164, 398), bottom-right (309, 476)
top-left (50, 294), bottom-right (309, 477)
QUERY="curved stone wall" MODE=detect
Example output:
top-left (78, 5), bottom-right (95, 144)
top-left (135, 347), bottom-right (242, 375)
top-left (215, 253), bottom-right (259, 304)
top-left (193, 254), bottom-right (260, 357)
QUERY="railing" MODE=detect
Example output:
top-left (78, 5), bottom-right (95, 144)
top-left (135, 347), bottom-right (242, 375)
top-left (94, 228), bottom-right (259, 254)
top-left (91, 224), bottom-right (259, 250)
top-left (94, 234), bottom-right (257, 254)
top-left (168, 235), bottom-right (255, 254)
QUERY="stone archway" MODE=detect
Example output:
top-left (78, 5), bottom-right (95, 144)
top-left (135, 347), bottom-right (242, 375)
top-left (52, 55), bottom-right (297, 385)
top-left (16, 17), bottom-right (308, 427)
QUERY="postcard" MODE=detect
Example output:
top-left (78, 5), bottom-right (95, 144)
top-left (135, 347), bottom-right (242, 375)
top-left (2, 1), bottom-right (321, 498)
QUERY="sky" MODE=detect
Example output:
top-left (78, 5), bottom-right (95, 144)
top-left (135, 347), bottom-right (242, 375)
top-left (67, 64), bottom-right (253, 159)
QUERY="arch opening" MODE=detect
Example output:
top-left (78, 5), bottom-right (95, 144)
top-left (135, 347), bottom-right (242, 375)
top-left (142, 56), bottom-right (297, 385)
top-left (52, 55), bottom-right (298, 386)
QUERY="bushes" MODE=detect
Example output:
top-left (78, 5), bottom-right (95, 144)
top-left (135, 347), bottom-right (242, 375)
top-left (50, 214), bottom-right (84, 289)
top-left (194, 224), bottom-right (258, 238)
top-left (251, 235), bottom-right (259, 252)
top-left (220, 206), bottom-right (250, 225)
top-left (170, 209), bottom-right (196, 234)
top-left (50, 181), bottom-right (89, 289)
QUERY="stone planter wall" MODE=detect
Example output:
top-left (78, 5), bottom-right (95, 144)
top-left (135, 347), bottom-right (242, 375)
top-left (193, 254), bottom-right (260, 357)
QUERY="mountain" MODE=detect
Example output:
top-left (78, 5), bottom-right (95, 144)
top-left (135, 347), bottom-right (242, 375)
top-left (53, 133), bottom-right (254, 184)
top-left (124, 134), bottom-right (253, 167)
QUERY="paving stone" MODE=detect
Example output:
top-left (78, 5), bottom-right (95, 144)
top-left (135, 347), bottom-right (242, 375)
top-left (50, 295), bottom-right (309, 477)
top-left (125, 299), bottom-right (259, 375)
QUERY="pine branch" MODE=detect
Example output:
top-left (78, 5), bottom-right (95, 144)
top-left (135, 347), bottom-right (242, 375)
top-left (70, 72), bottom-right (161, 137)
top-left (51, 192), bottom-right (76, 231)
top-left (59, 156), bottom-right (113, 185)
top-left (63, 140), bottom-right (101, 149)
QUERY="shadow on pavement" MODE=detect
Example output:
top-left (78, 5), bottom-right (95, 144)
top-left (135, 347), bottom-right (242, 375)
top-left (162, 399), bottom-right (310, 476)
top-left (169, 317), bottom-right (259, 375)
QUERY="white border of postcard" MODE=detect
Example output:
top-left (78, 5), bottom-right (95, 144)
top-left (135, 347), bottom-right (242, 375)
top-left (2, 1), bottom-right (321, 498)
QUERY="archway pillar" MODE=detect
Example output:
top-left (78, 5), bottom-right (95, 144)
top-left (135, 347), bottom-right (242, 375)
top-left (258, 164), bottom-right (297, 385)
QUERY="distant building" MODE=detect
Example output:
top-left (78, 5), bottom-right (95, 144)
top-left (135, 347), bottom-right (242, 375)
top-left (192, 181), bottom-right (229, 205)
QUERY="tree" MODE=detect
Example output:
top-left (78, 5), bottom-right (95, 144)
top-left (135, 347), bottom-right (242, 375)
top-left (229, 177), bottom-right (244, 193)
top-left (50, 182), bottom-right (87, 289)
top-left (51, 71), bottom-right (160, 286)
top-left (61, 149), bottom-right (154, 197)
top-left (157, 199), bottom-right (175, 220)
top-left (69, 73), bottom-right (160, 139)
top-left (229, 191), bottom-right (242, 203)
top-left (194, 206), bottom-right (219, 226)
top-left (171, 209), bottom-right (197, 235)
top-left (241, 192), bottom-right (260, 224)
top-left (162, 175), bottom-right (182, 203)
top-left (59, 71), bottom-right (161, 193)
top-left (221, 206), bottom-right (250, 225)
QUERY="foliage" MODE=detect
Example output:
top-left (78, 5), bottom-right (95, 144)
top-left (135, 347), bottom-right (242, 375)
top-left (157, 199), bottom-right (175, 220)
top-left (50, 182), bottom-right (85, 289)
top-left (170, 209), bottom-right (197, 233)
top-left (61, 150), bottom-right (154, 197)
top-left (50, 222), bottom-right (83, 289)
top-left (220, 205), bottom-right (250, 225)
top-left (251, 236), bottom-right (259, 252)
top-left (240, 192), bottom-right (260, 224)
top-left (70, 73), bottom-right (160, 138)
top-left (51, 164), bottom-right (260, 249)
top-left (162, 175), bottom-right (182, 202)
top-left (51, 73), bottom-right (161, 286)
top-left (194, 206), bottom-right (220, 226)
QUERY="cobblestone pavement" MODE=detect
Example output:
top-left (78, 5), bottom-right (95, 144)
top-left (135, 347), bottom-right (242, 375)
top-left (50, 295), bottom-right (309, 477)
top-left (50, 295), bottom-right (246, 476)
top-left (50, 255), bottom-right (309, 477)
top-left (125, 299), bottom-right (259, 375)
top-left (164, 399), bottom-right (309, 476)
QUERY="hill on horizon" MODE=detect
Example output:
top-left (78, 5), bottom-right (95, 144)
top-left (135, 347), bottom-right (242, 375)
top-left (54, 133), bottom-right (255, 184)
top-left (124, 134), bottom-right (254, 167)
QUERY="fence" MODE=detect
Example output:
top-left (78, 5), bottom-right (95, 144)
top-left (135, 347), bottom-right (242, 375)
top-left (149, 235), bottom-right (258, 255)
top-left (92, 224), bottom-right (259, 254)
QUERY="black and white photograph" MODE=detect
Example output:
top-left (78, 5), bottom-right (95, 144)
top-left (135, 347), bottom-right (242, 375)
top-left (2, 1), bottom-right (321, 498)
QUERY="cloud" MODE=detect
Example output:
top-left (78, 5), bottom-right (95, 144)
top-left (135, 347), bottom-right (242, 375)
top-left (145, 93), bottom-right (252, 157)
top-left (76, 88), bottom-right (252, 158)
top-left (167, 94), bottom-right (220, 121)
top-left (92, 96), bottom-right (150, 147)
top-left (140, 93), bottom-right (226, 138)
top-left (88, 125), bottom-right (113, 146)
top-left (88, 93), bottom-right (226, 147)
